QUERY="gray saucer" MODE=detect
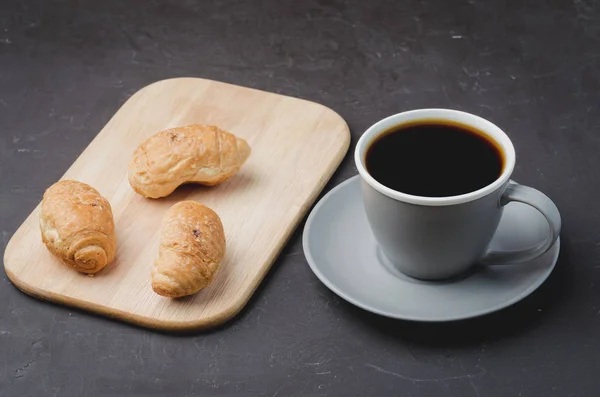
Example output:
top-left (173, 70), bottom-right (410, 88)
top-left (302, 175), bottom-right (560, 322)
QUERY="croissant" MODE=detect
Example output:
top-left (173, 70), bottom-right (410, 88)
top-left (151, 201), bottom-right (226, 298)
top-left (39, 180), bottom-right (117, 274)
top-left (128, 125), bottom-right (251, 199)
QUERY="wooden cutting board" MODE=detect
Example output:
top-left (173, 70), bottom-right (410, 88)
top-left (3, 77), bottom-right (350, 332)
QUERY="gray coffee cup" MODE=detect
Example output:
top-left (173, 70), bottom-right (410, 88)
top-left (355, 109), bottom-right (561, 280)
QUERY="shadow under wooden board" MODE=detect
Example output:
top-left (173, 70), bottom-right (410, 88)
top-left (4, 77), bottom-right (350, 332)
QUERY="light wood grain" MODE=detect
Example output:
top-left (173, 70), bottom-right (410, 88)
top-left (3, 77), bottom-right (350, 332)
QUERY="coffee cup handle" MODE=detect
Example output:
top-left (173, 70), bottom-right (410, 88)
top-left (480, 182), bottom-right (562, 264)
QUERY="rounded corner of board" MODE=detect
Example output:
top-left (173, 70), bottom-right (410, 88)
top-left (308, 103), bottom-right (351, 149)
top-left (3, 265), bottom-right (18, 286)
top-left (3, 266), bottom-right (48, 304)
top-left (306, 101), bottom-right (350, 128)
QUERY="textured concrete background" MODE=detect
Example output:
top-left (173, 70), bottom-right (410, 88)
top-left (1, 0), bottom-right (599, 396)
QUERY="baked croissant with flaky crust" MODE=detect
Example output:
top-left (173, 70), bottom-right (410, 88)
top-left (128, 125), bottom-right (251, 199)
top-left (151, 200), bottom-right (226, 298)
top-left (40, 180), bottom-right (117, 274)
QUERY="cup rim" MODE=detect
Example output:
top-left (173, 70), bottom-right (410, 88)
top-left (354, 108), bottom-right (516, 206)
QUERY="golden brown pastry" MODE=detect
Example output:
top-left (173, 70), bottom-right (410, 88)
top-left (128, 125), bottom-right (251, 199)
top-left (39, 180), bottom-right (116, 274)
top-left (151, 200), bottom-right (226, 298)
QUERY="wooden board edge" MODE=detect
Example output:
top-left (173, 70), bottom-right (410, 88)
top-left (4, 266), bottom-right (237, 333)
top-left (2, 78), bottom-right (352, 332)
top-left (141, 77), bottom-right (351, 117)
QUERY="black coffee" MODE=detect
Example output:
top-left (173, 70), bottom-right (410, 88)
top-left (365, 121), bottom-right (504, 197)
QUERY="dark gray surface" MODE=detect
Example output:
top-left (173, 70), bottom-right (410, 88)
top-left (0, 0), bottom-right (598, 396)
